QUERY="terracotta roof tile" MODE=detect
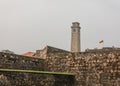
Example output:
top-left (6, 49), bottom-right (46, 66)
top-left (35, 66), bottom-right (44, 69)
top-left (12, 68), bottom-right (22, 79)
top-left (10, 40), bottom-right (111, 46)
top-left (22, 52), bottom-right (35, 57)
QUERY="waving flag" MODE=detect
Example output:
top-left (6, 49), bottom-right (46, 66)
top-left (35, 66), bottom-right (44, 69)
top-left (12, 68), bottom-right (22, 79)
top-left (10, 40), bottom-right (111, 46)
top-left (99, 40), bottom-right (104, 43)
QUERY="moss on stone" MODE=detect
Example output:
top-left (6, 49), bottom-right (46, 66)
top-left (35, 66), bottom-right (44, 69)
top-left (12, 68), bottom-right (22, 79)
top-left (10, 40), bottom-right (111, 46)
top-left (0, 69), bottom-right (75, 76)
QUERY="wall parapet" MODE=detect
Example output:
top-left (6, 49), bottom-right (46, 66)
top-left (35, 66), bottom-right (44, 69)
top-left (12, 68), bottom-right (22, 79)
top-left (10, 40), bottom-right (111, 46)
top-left (0, 52), bottom-right (44, 70)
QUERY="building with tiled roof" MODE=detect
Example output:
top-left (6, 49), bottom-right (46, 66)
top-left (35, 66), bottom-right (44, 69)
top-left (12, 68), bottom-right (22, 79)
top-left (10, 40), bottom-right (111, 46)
top-left (22, 52), bottom-right (35, 57)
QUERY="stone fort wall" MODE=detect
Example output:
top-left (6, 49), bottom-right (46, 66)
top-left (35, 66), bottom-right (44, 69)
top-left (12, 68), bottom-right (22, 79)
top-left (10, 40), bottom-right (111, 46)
top-left (0, 52), bottom-right (44, 70)
top-left (0, 47), bottom-right (120, 86)
top-left (0, 71), bottom-right (74, 86)
top-left (0, 52), bottom-right (74, 86)
top-left (44, 49), bottom-right (120, 86)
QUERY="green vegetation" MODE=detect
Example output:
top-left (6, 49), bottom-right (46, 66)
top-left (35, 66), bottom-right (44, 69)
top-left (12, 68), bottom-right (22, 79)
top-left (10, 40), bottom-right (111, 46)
top-left (0, 69), bottom-right (75, 75)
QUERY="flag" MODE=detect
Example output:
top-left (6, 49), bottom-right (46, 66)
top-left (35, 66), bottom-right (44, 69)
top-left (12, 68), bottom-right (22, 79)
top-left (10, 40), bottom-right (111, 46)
top-left (99, 40), bottom-right (104, 43)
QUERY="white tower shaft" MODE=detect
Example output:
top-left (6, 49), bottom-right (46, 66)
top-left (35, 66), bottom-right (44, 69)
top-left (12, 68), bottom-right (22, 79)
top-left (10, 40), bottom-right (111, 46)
top-left (71, 22), bottom-right (81, 52)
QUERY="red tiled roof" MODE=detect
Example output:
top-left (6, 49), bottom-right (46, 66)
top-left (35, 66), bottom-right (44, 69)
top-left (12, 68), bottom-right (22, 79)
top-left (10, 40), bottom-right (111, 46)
top-left (22, 52), bottom-right (35, 57)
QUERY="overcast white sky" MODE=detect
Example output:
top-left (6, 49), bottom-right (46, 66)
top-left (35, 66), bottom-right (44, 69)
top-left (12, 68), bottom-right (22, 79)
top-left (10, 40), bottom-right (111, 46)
top-left (0, 0), bottom-right (120, 54)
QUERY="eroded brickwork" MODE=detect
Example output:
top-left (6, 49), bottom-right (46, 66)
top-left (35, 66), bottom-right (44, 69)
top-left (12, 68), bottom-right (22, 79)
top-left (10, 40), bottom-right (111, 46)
top-left (0, 47), bottom-right (120, 86)
top-left (0, 52), bottom-right (44, 70)
top-left (45, 50), bottom-right (120, 86)
top-left (0, 72), bottom-right (74, 86)
top-left (0, 52), bottom-right (74, 86)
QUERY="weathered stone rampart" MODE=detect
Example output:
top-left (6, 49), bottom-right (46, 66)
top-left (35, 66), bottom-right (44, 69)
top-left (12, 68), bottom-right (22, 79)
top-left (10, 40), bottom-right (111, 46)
top-left (0, 52), bottom-right (44, 70)
top-left (0, 52), bottom-right (74, 86)
top-left (0, 70), bottom-right (74, 86)
top-left (0, 46), bottom-right (120, 86)
top-left (36, 46), bottom-right (69, 59)
top-left (45, 50), bottom-right (120, 86)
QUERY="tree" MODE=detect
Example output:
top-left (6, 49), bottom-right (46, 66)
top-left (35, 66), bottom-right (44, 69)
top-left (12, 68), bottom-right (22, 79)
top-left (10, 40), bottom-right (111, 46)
top-left (1, 50), bottom-right (14, 54)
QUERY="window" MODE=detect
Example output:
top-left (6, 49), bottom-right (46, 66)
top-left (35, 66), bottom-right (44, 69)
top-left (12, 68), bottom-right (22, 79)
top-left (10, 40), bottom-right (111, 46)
top-left (73, 29), bottom-right (76, 32)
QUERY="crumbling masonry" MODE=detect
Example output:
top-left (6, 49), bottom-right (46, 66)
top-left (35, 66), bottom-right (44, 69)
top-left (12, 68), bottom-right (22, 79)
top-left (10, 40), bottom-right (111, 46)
top-left (0, 46), bottom-right (120, 86)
